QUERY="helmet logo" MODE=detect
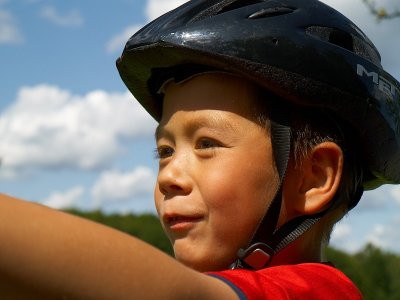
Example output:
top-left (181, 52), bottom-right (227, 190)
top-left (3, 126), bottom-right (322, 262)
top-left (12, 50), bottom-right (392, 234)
top-left (357, 64), bottom-right (398, 99)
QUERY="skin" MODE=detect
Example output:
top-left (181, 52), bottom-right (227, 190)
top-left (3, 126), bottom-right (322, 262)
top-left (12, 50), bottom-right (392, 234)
top-left (154, 73), bottom-right (344, 270)
top-left (155, 73), bottom-right (280, 272)
top-left (0, 194), bottom-right (238, 299)
top-left (0, 72), bottom-right (343, 298)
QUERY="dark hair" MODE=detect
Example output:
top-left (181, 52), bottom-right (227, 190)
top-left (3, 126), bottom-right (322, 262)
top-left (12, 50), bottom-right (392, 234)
top-left (290, 108), bottom-right (364, 209)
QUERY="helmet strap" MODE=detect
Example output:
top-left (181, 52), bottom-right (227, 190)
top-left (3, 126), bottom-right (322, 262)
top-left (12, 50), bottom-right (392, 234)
top-left (232, 103), bottom-right (291, 270)
top-left (232, 107), bottom-right (364, 270)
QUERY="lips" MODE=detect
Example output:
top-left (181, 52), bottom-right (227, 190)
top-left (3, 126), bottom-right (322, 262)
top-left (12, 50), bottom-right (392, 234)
top-left (163, 213), bottom-right (203, 232)
top-left (167, 216), bottom-right (202, 225)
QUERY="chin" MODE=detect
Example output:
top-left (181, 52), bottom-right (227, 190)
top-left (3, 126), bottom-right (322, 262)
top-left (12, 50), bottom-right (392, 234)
top-left (174, 251), bottom-right (233, 272)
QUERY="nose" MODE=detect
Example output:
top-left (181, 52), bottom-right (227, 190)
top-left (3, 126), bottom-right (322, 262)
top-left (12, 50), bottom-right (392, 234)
top-left (156, 154), bottom-right (193, 197)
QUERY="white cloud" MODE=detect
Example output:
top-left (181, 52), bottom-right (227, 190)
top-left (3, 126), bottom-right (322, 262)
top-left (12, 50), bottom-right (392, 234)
top-left (107, 0), bottom-right (187, 53)
top-left (0, 9), bottom-right (23, 44)
top-left (390, 185), bottom-right (400, 206)
top-left (331, 222), bottom-right (352, 241)
top-left (40, 6), bottom-right (83, 27)
top-left (330, 221), bottom-right (361, 253)
top-left (0, 85), bottom-right (156, 178)
top-left (91, 167), bottom-right (155, 207)
top-left (361, 217), bottom-right (400, 253)
top-left (145, 0), bottom-right (187, 21)
top-left (366, 224), bottom-right (387, 248)
top-left (42, 186), bottom-right (84, 210)
top-left (106, 25), bottom-right (142, 53)
top-left (355, 185), bottom-right (400, 211)
top-left (330, 215), bottom-right (400, 254)
top-left (357, 188), bottom-right (388, 210)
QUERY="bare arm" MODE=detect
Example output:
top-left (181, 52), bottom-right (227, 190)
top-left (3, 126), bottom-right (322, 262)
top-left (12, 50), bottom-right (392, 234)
top-left (0, 194), bottom-right (238, 300)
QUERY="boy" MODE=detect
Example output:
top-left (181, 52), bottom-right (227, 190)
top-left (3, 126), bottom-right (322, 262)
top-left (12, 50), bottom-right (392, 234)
top-left (0, 0), bottom-right (398, 298)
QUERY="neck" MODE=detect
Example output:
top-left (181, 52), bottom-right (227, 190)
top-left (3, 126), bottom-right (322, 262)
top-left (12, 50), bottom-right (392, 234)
top-left (269, 236), bottom-right (323, 267)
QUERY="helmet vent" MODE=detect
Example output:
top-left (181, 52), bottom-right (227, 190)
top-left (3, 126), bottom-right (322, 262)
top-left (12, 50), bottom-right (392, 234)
top-left (217, 0), bottom-right (265, 15)
top-left (306, 26), bottom-right (381, 65)
top-left (248, 7), bottom-right (294, 19)
top-left (306, 26), bottom-right (353, 52)
top-left (189, 0), bottom-right (264, 24)
top-left (328, 29), bottom-right (354, 52)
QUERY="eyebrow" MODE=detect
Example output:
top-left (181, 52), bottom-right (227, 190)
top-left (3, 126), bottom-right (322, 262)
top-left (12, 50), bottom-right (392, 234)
top-left (154, 115), bottom-right (237, 141)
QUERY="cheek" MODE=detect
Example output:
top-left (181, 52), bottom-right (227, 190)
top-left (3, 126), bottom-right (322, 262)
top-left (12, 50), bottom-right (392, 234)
top-left (203, 161), bottom-right (275, 241)
top-left (154, 183), bottom-right (163, 216)
top-left (204, 157), bottom-right (275, 209)
top-left (154, 183), bottom-right (172, 240)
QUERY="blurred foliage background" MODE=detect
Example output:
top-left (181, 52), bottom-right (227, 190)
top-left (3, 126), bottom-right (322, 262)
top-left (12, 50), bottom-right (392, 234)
top-left (67, 209), bottom-right (400, 300)
top-left (362, 0), bottom-right (400, 20)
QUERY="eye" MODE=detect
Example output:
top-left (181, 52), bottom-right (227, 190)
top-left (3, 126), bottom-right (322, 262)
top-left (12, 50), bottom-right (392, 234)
top-left (197, 138), bottom-right (220, 149)
top-left (154, 146), bottom-right (174, 159)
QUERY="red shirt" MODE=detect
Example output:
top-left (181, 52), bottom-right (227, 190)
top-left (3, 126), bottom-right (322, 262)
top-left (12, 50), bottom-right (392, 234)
top-left (209, 263), bottom-right (363, 300)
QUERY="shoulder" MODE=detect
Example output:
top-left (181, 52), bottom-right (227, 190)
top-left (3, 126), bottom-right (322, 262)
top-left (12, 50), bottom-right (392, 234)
top-left (208, 263), bottom-right (363, 300)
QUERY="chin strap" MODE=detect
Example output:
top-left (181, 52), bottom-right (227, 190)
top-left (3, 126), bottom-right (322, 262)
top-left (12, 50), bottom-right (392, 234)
top-left (231, 113), bottom-right (291, 270)
top-left (233, 189), bottom-right (363, 270)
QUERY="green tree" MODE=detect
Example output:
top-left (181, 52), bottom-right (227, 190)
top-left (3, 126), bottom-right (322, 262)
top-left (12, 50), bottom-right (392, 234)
top-left (356, 243), bottom-right (400, 300)
top-left (325, 247), bottom-right (367, 293)
top-left (66, 209), bottom-right (173, 256)
top-left (327, 244), bottom-right (400, 300)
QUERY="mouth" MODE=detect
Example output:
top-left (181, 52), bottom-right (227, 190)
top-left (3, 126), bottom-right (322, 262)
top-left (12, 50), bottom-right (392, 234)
top-left (164, 214), bottom-right (203, 232)
top-left (167, 216), bottom-right (202, 225)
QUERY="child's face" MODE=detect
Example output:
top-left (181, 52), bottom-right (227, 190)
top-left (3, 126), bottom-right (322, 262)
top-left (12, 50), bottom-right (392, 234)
top-left (154, 73), bottom-right (279, 271)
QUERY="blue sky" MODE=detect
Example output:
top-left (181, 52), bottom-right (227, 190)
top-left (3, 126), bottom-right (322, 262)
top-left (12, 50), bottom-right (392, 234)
top-left (1, 0), bottom-right (400, 254)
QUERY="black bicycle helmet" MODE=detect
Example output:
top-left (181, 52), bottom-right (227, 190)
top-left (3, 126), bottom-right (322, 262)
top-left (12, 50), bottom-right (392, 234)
top-left (116, 0), bottom-right (400, 269)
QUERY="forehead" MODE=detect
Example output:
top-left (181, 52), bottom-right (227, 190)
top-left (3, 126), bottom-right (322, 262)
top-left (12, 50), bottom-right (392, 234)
top-left (161, 72), bottom-right (261, 121)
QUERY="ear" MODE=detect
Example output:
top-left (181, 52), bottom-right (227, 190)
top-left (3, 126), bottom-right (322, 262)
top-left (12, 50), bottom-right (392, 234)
top-left (283, 142), bottom-right (343, 217)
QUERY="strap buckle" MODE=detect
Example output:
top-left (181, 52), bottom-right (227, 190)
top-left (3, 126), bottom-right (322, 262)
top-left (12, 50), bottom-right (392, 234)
top-left (237, 243), bottom-right (274, 270)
